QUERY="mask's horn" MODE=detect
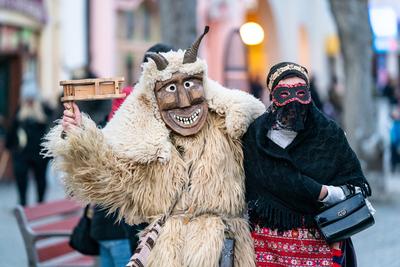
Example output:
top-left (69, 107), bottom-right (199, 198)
top-left (145, 52), bottom-right (169, 71)
top-left (183, 26), bottom-right (210, 64)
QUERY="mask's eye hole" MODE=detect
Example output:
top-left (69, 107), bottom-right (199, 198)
top-left (166, 84), bottom-right (177, 92)
top-left (184, 81), bottom-right (194, 89)
top-left (280, 91), bottom-right (290, 98)
top-left (296, 90), bottom-right (306, 97)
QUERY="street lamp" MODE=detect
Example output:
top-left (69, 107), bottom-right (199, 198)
top-left (239, 22), bottom-right (264, 45)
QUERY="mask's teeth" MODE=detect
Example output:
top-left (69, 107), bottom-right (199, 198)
top-left (174, 108), bottom-right (202, 125)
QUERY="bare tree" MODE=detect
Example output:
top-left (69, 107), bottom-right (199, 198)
top-left (160, 0), bottom-right (197, 49)
top-left (329, 0), bottom-right (376, 156)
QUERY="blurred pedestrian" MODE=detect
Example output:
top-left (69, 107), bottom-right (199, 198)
top-left (390, 106), bottom-right (400, 172)
top-left (6, 72), bottom-right (52, 206)
top-left (323, 76), bottom-right (343, 124)
top-left (309, 76), bottom-right (323, 110)
top-left (0, 115), bottom-right (13, 181)
top-left (243, 62), bottom-right (373, 267)
top-left (249, 74), bottom-right (264, 100)
top-left (381, 76), bottom-right (397, 105)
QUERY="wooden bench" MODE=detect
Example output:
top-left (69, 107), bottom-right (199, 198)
top-left (14, 198), bottom-right (97, 267)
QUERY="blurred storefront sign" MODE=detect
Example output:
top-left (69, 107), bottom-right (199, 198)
top-left (374, 38), bottom-right (398, 53)
top-left (0, 0), bottom-right (47, 24)
top-left (370, 7), bottom-right (397, 38)
top-left (370, 6), bottom-right (399, 53)
top-left (0, 26), bottom-right (37, 53)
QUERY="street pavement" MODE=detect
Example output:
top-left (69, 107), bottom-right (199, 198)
top-left (0, 172), bottom-right (66, 267)
top-left (351, 177), bottom-right (400, 267)
top-left (0, 172), bottom-right (400, 267)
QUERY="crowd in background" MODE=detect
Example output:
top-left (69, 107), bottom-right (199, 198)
top-left (380, 75), bottom-right (400, 172)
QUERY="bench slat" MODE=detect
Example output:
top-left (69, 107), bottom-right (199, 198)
top-left (33, 216), bottom-right (80, 233)
top-left (37, 240), bottom-right (75, 262)
top-left (15, 198), bottom-right (95, 266)
top-left (61, 255), bottom-right (95, 266)
top-left (24, 199), bottom-right (82, 221)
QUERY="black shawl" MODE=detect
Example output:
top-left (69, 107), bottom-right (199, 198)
top-left (243, 105), bottom-right (371, 231)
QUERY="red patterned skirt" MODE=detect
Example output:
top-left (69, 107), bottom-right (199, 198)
top-left (252, 226), bottom-right (343, 267)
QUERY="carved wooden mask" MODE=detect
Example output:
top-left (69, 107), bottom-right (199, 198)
top-left (154, 72), bottom-right (208, 136)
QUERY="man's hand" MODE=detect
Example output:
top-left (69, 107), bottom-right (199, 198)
top-left (62, 102), bottom-right (82, 132)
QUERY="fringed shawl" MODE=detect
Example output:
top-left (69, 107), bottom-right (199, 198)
top-left (243, 105), bottom-right (371, 231)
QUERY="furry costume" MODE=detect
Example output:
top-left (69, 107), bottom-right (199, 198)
top-left (43, 48), bottom-right (265, 266)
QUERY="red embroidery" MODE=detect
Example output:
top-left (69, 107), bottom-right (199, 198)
top-left (273, 83), bottom-right (307, 90)
top-left (252, 227), bottom-right (343, 267)
top-left (272, 97), bottom-right (312, 107)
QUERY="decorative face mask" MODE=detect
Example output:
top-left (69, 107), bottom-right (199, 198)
top-left (271, 82), bottom-right (311, 107)
top-left (145, 26), bottom-right (210, 136)
top-left (269, 76), bottom-right (311, 131)
top-left (154, 72), bottom-right (208, 136)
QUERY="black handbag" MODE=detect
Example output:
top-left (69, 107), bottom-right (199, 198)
top-left (314, 193), bottom-right (374, 243)
top-left (69, 204), bottom-right (99, 255)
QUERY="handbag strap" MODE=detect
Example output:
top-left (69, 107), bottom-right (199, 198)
top-left (159, 180), bottom-right (188, 225)
top-left (85, 203), bottom-right (96, 219)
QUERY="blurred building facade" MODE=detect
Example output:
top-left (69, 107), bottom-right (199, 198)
top-left (91, 0), bottom-right (161, 85)
top-left (89, 0), bottom-right (339, 102)
top-left (1, 0), bottom-right (400, 130)
top-left (0, 0), bottom-right (90, 127)
top-left (0, 0), bottom-right (47, 128)
top-left (199, 0), bottom-right (338, 102)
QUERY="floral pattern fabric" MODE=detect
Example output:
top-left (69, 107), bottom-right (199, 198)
top-left (252, 226), bottom-right (343, 267)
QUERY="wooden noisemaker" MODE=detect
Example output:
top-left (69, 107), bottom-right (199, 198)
top-left (60, 77), bottom-right (126, 138)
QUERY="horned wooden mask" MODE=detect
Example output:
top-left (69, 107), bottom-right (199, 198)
top-left (151, 27), bottom-right (209, 136)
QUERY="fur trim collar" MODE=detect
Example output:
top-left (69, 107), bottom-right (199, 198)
top-left (102, 50), bottom-right (265, 164)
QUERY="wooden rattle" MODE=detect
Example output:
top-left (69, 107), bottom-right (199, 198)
top-left (60, 77), bottom-right (126, 138)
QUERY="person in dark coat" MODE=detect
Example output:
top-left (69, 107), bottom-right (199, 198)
top-left (249, 75), bottom-right (264, 100)
top-left (243, 62), bottom-right (374, 267)
top-left (6, 74), bottom-right (52, 206)
top-left (309, 75), bottom-right (323, 110)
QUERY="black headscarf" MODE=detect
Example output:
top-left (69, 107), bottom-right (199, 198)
top-left (243, 105), bottom-right (371, 231)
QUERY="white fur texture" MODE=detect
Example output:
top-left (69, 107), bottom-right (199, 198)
top-left (102, 50), bottom-right (265, 163)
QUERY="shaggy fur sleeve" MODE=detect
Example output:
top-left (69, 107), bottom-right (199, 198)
top-left (42, 115), bottom-right (145, 223)
top-left (205, 78), bottom-right (265, 139)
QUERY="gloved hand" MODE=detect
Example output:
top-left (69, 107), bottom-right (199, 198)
top-left (320, 185), bottom-right (346, 206)
top-left (321, 185), bottom-right (377, 214)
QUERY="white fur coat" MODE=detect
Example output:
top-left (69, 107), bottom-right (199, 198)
top-left (43, 50), bottom-right (265, 266)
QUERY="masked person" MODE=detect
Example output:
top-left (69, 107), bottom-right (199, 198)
top-left (243, 62), bottom-right (373, 267)
top-left (42, 27), bottom-right (265, 266)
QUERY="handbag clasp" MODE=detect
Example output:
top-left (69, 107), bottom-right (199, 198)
top-left (337, 209), bottom-right (347, 217)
